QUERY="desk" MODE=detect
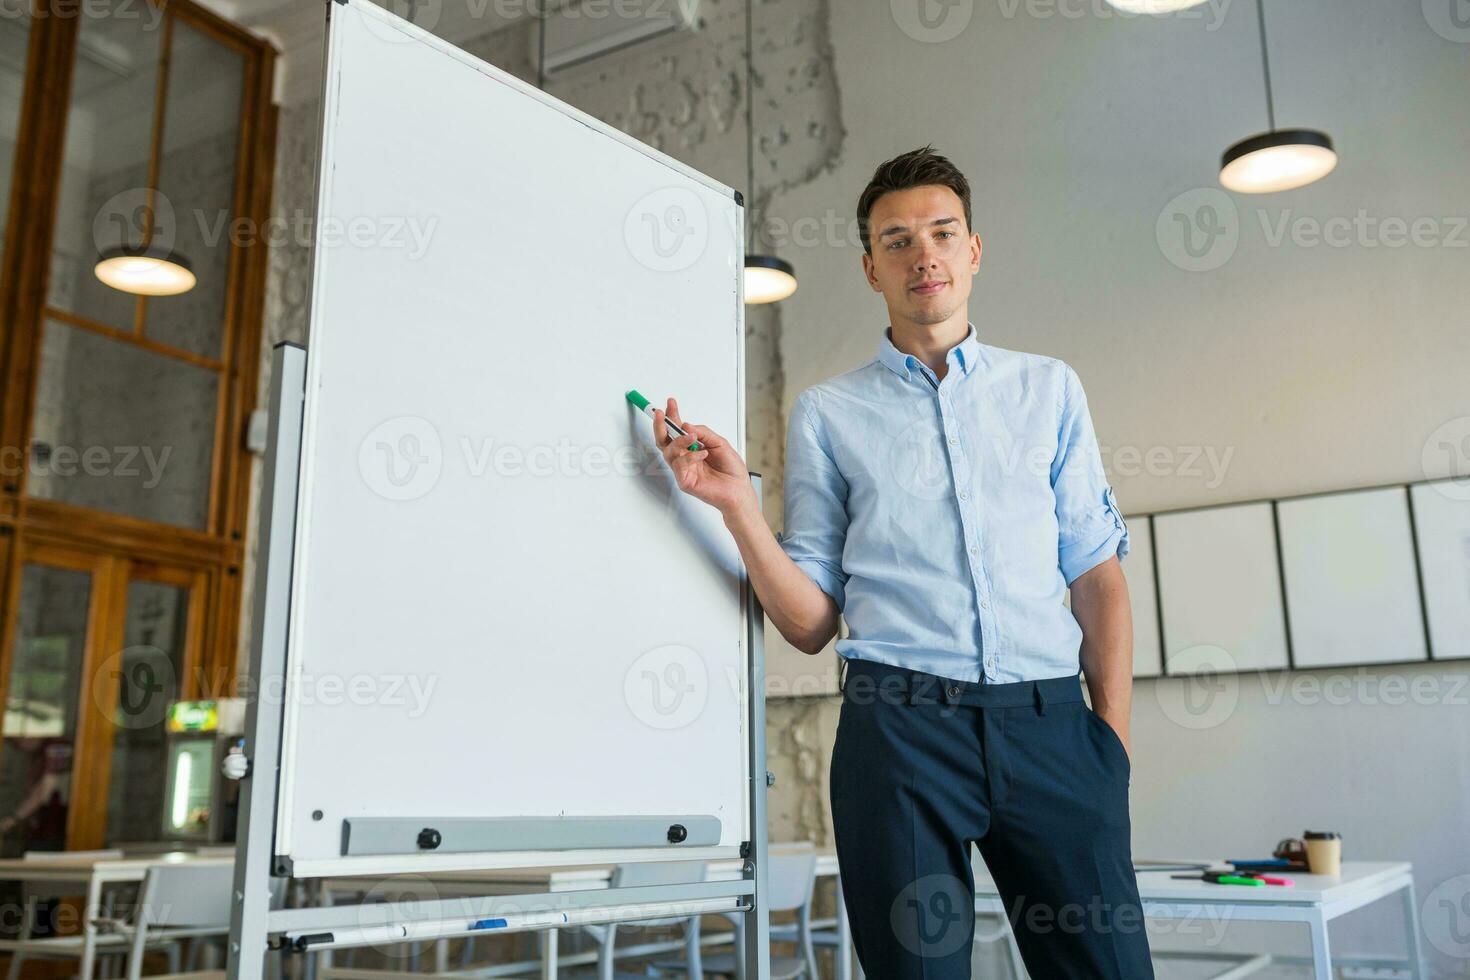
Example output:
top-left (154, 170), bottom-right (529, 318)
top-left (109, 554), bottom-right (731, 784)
top-left (973, 860), bottom-right (1425, 979)
top-left (0, 851), bottom-right (233, 980)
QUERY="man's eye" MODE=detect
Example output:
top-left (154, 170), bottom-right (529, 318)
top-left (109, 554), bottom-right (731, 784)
top-left (887, 240), bottom-right (907, 249)
top-left (937, 232), bottom-right (954, 240)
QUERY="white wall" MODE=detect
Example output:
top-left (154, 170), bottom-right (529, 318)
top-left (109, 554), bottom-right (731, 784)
top-left (768, 0), bottom-right (1470, 973)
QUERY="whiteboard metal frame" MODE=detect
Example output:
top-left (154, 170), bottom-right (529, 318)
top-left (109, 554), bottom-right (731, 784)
top-left (229, 0), bottom-right (767, 969)
top-left (272, 0), bottom-right (751, 869)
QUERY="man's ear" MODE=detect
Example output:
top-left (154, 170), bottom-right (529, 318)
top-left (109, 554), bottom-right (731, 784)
top-left (861, 251), bottom-right (882, 292)
top-left (971, 233), bottom-right (983, 274)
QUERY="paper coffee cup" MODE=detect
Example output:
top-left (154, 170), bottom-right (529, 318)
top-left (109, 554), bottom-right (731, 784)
top-left (1304, 831), bottom-right (1341, 875)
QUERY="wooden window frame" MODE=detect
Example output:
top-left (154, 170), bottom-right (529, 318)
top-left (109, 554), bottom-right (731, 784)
top-left (0, 0), bottom-right (279, 850)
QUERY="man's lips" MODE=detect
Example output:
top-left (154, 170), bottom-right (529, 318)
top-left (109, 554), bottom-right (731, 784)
top-left (910, 280), bottom-right (948, 296)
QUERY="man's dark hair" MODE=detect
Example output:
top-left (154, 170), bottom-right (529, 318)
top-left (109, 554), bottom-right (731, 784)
top-left (856, 145), bottom-right (972, 255)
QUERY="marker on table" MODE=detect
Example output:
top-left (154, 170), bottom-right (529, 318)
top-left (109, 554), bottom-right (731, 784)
top-left (1172, 872), bottom-right (1265, 887)
top-left (627, 389), bottom-right (701, 451)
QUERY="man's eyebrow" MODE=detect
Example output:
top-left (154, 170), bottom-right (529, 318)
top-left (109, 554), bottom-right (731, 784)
top-left (877, 216), bottom-right (961, 239)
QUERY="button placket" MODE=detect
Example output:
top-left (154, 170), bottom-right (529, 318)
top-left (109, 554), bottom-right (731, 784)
top-left (941, 391), bottom-right (993, 680)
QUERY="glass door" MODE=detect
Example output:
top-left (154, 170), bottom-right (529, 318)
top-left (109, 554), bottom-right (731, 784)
top-left (0, 544), bottom-right (206, 853)
top-left (103, 564), bottom-right (205, 847)
top-left (0, 544), bottom-right (103, 856)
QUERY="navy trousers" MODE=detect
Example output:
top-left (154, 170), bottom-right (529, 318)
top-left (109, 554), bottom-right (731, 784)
top-left (829, 657), bottom-right (1154, 979)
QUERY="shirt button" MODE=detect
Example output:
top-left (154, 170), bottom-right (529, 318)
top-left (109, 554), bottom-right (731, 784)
top-left (959, 490), bottom-right (969, 500)
top-left (949, 436), bottom-right (958, 445)
top-left (969, 545), bottom-right (978, 555)
top-left (981, 600), bottom-right (989, 609)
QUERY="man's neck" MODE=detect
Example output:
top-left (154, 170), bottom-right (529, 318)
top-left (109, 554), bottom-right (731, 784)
top-left (889, 314), bottom-right (970, 382)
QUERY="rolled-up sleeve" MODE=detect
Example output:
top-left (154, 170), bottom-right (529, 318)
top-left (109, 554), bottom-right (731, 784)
top-left (1052, 364), bottom-right (1129, 586)
top-left (778, 389), bottom-right (850, 610)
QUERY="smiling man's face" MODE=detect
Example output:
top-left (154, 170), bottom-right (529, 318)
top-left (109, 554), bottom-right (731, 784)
top-left (861, 184), bottom-right (982, 328)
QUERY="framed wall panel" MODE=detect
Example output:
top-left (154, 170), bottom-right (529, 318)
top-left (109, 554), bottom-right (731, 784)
top-left (1154, 502), bottom-right (1290, 674)
top-left (1123, 516), bottom-right (1162, 678)
top-left (1277, 487), bottom-right (1428, 668)
top-left (1409, 481), bottom-right (1470, 661)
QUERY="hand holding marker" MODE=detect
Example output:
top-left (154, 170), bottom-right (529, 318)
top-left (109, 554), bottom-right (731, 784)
top-left (627, 390), bottom-right (701, 451)
top-left (634, 391), bottom-right (756, 519)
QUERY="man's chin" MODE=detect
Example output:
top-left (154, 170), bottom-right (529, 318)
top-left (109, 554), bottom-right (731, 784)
top-left (905, 302), bottom-right (959, 326)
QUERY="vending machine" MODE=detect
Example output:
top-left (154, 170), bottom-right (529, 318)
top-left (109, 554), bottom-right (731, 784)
top-left (161, 699), bottom-right (245, 843)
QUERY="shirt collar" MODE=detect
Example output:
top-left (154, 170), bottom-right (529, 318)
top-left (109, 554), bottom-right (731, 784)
top-left (876, 323), bottom-right (981, 381)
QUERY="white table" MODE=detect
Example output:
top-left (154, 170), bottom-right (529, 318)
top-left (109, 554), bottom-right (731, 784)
top-left (0, 850), bottom-right (234, 980)
top-left (973, 860), bottom-right (1425, 979)
top-left (320, 853), bottom-right (1422, 980)
top-left (319, 843), bottom-right (853, 980)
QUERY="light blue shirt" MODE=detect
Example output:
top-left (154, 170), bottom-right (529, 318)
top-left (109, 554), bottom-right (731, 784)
top-left (778, 324), bottom-right (1129, 684)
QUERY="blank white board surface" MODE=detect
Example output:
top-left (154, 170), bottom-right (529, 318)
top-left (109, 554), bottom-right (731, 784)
top-left (1410, 481), bottom-right (1470, 660)
top-left (1277, 488), bottom-right (1427, 668)
top-left (1122, 517), bottom-right (1162, 678)
top-left (276, 0), bottom-right (748, 874)
top-left (1154, 503), bottom-right (1290, 674)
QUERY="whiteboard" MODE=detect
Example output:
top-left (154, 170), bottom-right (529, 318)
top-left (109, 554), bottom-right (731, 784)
top-left (1277, 488), bottom-right (1427, 668)
top-left (1122, 516), bottom-right (1162, 678)
top-left (1409, 481), bottom-right (1470, 660)
top-left (275, 0), bottom-right (748, 875)
top-left (1154, 503), bottom-right (1290, 674)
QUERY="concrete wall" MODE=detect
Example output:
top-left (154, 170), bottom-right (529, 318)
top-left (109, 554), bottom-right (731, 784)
top-left (249, 0), bottom-right (1470, 973)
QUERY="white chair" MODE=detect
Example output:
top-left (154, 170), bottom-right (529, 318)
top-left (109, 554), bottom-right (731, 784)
top-left (118, 862), bottom-right (236, 979)
top-left (3, 850), bottom-right (131, 980)
top-left (648, 846), bottom-right (818, 980)
top-left (567, 859), bottom-right (712, 980)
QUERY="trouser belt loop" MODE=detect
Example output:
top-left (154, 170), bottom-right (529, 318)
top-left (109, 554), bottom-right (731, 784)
top-left (1034, 682), bottom-right (1047, 715)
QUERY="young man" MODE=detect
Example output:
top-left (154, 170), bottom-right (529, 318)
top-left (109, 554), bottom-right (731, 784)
top-left (652, 146), bottom-right (1151, 978)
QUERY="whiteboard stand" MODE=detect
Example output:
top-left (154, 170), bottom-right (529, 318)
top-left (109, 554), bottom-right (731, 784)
top-left (227, 343), bottom-right (771, 978)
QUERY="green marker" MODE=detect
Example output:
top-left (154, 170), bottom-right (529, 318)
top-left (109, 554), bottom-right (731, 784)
top-left (626, 389), bottom-right (701, 451)
top-left (1172, 873), bottom-right (1265, 886)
